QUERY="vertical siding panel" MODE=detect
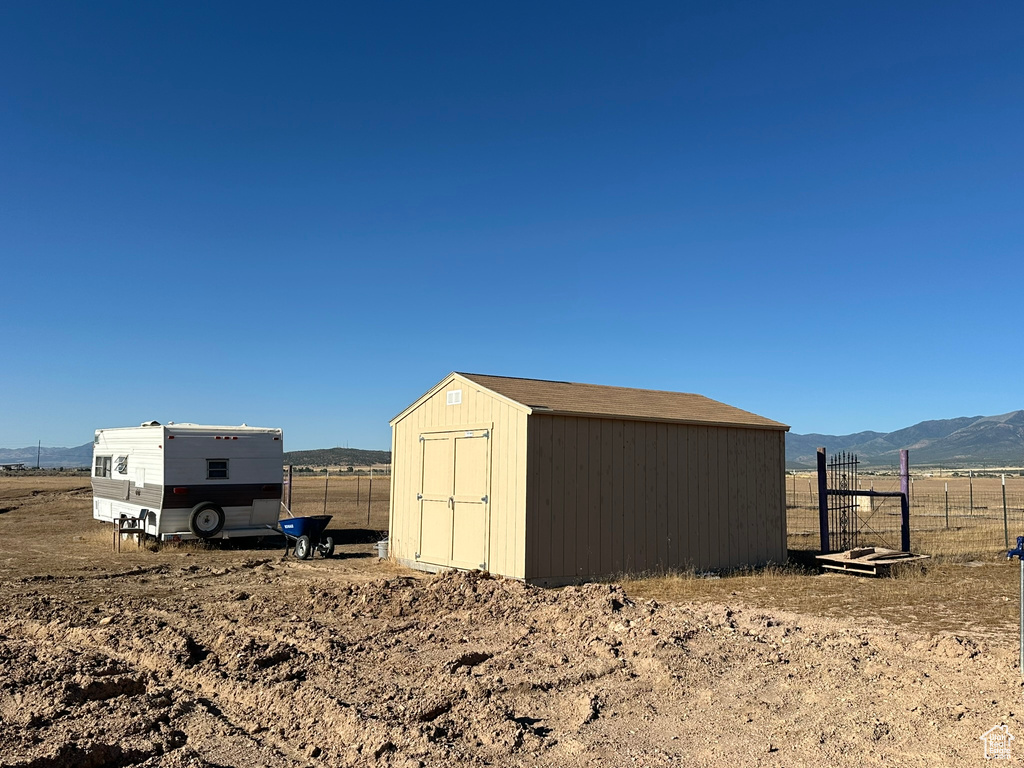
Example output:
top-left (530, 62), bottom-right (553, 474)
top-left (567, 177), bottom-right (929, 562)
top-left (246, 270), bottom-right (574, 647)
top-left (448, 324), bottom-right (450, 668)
top-left (733, 430), bottom-right (749, 569)
top-left (562, 418), bottom-right (577, 579)
top-left (575, 419), bottom-right (590, 577)
top-left (489, 397), bottom-right (503, 576)
top-left (396, 419), bottom-right (407, 559)
top-left (500, 400), bottom-right (510, 576)
top-left (763, 429), bottom-right (774, 562)
top-left (749, 429), bottom-right (761, 563)
top-left (406, 420), bottom-right (416, 559)
top-left (589, 419), bottom-right (603, 577)
top-left (766, 430), bottom-right (783, 562)
top-left (745, 429), bottom-right (758, 566)
top-left (679, 428), bottom-right (688, 573)
top-left (633, 422), bottom-right (647, 570)
top-left (656, 422), bottom-right (669, 569)
top-left (389, 423), bottom-right (400, 556)
top-left (537, 416), bottom-right (554, 579)
top-left (622, 421), bottom-right (635, 573)
top-left (512, 411), bottom-right (524, 579)
top-left (749, 428), bottom-right (763, 563)
top-left (685, 428), bottom-right (699, 569)
top-left (387, 424), bottom-right (397, 550)
top-left (697, 427), bottom-right (710, 569)
top-left (666, 425), bottom-right (678, 569)
top-left (489, 399), bottom-right (500, 575)
top-left (717, 428), bottom-right (730, 569)
top-left (550, 417), bottom-right (565, 580)
top-left (612, 420), bottom-right (625, 574)
top-left (643, 422), bottom-right (657, 571)
top-left (442, 384), bottom-right (452, 427)
top-left (525, 415), bottom-right (537, 580)
top-left (599, 420), bottom-right (613, 575)
top-left (507, 406), bottom-right (517, 578)
top-left (705, 428), bottom-right (720, 569)
top-left (778, 432), bottom-right (788, 561)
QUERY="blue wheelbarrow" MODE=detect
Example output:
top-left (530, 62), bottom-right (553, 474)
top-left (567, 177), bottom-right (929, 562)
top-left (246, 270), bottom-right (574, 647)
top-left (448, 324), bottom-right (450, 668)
top-left (273, 515), bottom-right (334, 560)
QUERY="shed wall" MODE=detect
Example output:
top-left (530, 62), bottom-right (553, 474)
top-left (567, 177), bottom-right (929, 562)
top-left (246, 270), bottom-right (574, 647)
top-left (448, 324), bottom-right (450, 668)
top-left (525, 415), bottom-right (785, 583)
top-left (389, 377), bottom-right (529, 579)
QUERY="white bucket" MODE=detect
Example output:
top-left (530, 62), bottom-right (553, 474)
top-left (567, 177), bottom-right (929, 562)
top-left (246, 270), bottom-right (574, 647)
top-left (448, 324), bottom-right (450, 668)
top-left (376, 539), bottom-right (389, 559)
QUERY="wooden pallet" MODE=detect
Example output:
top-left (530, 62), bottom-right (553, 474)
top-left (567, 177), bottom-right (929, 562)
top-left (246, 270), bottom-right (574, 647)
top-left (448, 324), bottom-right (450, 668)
top-left (816, 547), bottom-right (929, 576)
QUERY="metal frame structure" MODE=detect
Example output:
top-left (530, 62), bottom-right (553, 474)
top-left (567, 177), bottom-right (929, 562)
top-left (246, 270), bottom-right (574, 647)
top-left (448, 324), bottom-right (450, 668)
top-left (817, 447), bottom-right (910, 554)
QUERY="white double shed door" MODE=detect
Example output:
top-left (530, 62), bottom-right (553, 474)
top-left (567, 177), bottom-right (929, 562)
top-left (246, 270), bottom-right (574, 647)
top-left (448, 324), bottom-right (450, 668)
top-left (416, 426), bottom-right (491, 571)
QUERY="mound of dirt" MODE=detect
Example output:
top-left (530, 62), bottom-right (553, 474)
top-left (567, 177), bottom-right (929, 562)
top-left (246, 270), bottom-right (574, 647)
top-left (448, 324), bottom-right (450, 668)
top-left (1, 566), bottom-right (1018, 767)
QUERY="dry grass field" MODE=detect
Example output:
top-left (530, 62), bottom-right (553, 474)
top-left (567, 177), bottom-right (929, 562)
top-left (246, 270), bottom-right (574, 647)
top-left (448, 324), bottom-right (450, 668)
top-left (2, 475), bottom-right (1023, 767)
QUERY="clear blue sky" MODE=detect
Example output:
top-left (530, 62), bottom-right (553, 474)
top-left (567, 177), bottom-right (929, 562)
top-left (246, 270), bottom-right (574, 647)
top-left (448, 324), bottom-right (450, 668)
top-left (2, 1), bottom-right (1022, 451)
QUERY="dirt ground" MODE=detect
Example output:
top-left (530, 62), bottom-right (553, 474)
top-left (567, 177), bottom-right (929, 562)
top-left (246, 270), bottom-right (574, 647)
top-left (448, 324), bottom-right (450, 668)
top-left (2, 477), bottom-right (1023, 767)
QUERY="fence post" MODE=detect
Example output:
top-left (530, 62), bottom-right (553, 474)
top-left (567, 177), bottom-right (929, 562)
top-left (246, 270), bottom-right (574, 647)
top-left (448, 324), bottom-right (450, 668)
top-left (367, 468), bottom-right (373, 526)
top-left (322, 468), bottom-right (330, 515)
top-left (900, 449), bottom-right (910, 552)
top-left (816, 447), bottom-right (829, 553)
top-left (1004, 474), bottom-right (1010, 549)
top-left (945, 481), bottom-right (949, 529)
top-left (970, 470), bottom-right (974, 515)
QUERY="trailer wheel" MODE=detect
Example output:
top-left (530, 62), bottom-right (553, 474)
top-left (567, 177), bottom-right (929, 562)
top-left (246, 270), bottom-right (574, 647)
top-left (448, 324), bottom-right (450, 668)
top-left (188, 502), bottom-right (225, 539)
top-left (320, 536), bottom-right (335, 559)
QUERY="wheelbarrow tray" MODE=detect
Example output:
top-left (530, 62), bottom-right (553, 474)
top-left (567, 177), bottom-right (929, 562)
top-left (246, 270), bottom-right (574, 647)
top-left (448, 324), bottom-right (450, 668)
top-left (278, 515), bottom-right (333, 540)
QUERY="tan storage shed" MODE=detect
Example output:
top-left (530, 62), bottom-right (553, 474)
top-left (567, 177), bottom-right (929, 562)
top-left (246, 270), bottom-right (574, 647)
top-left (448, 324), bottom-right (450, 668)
top-left (388, 372), bottom-right (789, 586)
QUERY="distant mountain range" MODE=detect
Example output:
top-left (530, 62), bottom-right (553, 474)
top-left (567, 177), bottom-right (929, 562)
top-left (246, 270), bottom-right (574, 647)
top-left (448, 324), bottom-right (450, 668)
top-left (283, 447), bottom-right (390, 467)
top-left (7, 412), bottom-right (1023, 471)
top-left (0, 443), bottom-right (93, 468)
top-left (0, 443), bottom-right (391, 469)
top-left (787, 411), bottom-right (1024, 469)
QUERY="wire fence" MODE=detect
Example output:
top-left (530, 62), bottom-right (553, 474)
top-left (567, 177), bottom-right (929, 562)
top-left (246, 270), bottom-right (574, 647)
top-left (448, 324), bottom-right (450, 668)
top-left (286, 472), bottom-right (391, 533)
top-left (786, 472), bottom-right (1024, 557)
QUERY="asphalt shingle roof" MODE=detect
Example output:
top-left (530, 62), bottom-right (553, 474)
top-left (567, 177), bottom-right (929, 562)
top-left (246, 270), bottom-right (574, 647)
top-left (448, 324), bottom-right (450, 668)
top-left (458, 373), bottom-right (789, 431)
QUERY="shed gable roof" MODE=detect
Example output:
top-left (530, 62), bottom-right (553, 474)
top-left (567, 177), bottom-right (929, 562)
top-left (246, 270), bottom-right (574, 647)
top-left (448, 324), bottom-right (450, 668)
top-left (458, 373), bottom-right (789, 431)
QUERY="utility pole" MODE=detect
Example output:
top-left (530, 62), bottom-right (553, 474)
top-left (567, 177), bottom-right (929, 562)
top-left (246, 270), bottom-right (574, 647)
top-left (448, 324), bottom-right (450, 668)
top-left (36, 440), bottom-right (40, 470)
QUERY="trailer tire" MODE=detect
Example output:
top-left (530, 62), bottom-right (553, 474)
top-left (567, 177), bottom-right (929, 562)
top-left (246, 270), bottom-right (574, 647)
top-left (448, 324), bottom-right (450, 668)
top-left (188, 502), bottom-right (225, 539)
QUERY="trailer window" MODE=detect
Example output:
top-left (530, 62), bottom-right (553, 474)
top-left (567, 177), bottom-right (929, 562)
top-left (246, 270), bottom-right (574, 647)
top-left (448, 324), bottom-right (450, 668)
top-left (115, 456), bottom-right (128, 474)
top-left (94, 456), bottom-right (112, 478)
top-left (207, 459), bottom-right (228, 479)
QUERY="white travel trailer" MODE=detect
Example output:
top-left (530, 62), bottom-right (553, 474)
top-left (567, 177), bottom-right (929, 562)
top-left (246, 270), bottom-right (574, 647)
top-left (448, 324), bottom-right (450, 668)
top-left (92, 422), bottom-right (284, 541)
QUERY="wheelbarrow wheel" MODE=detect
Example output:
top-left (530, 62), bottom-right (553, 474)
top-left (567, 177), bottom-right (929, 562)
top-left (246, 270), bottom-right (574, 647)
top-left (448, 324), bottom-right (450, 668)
top-left (294, 535), bottom-right (312, 560)
top-left (319, 536), bottom-right (335, 558)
